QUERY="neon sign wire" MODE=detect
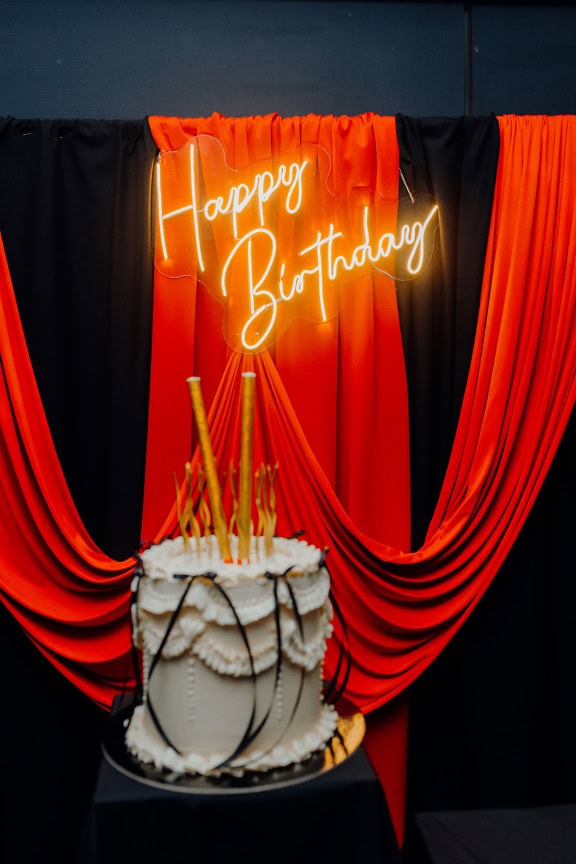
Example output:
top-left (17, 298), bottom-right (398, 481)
top-left (155, 143), bottom-right (439, 351)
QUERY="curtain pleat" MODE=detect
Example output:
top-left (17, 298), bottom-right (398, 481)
top-left (143, 113), bottom-right (411, 553)
top-left (395, 115), bottom-right (501, 548)
top-left (0, 234), bottom-right (136, 708)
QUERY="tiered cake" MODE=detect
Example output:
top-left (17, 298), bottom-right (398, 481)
top-left (125, 374), bottom-right (338, 776)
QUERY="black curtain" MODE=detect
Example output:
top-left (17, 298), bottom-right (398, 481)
top-left (395, 114), bottom-right (500, 550)
top-left (405, 410), bottom-right (576, 814)
top-left (0, 117), bottom-right (156, 561)
top-left (395, 117), bottom-right (576, 854)
top-left (0, 118), bottom-right (156, 864)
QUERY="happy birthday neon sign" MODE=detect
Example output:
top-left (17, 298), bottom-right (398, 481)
top-left (155, 136), bottom-right (438, 352)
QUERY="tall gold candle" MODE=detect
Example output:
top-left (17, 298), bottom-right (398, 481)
top-left (186, 376), bottom-right (232, 562)
top-left (238, 372), bottom-right (256, 561)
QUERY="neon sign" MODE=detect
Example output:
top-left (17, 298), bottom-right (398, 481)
top-left (155, 136), bottom-right (438, 352)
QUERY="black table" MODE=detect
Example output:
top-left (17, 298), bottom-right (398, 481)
top-left (80, 702), bottom-right (401, 864)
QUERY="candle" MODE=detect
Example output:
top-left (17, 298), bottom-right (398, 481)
top-left (173, 470), bottom-right (189, 552)
top-left (238, 372), bottom-right (256, 561)
top-left (186, 377), bottom-right (232, 562)
top-left (184, 461), bottom-right (201, 552)
top-left (228, 460), bottom-right (238, 536)
top-left (265, 462), bottom-right (278, 555)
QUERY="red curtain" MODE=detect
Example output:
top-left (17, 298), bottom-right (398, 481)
top-left (142, 114), bottom-right (413, 840)
top-left (0, 234), bottom-right (135, 708)
top-left (0, 113), bottom-right (574, 841)
top-left (142, 113), bottom-right (411, 553)
top-left (144, 113), bottom-right (575, 708)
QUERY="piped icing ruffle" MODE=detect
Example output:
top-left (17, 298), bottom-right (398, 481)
top-left (125, 702), bottom-right (338, 776)
top-left (139, 535), bottom-right (323, 584)
top-left (136, 595), bottom-right (332, 676)
top-left (133, 541), bottom-right (332, 675)
top-left (135, 562), bottom-right (330, 622)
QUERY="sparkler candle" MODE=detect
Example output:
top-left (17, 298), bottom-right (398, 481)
top-left (186, 377), bottom-right (232, 562)
top-left (238, 372), bottom-right (256, 561)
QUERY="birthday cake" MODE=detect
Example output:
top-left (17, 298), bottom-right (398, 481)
top-left (125, 533), bottom-right (338, 775)
top-left (125, 373), bottom-right (338, 776)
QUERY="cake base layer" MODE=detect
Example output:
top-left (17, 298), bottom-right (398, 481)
top-left (125, 535), bottom-right (339, 777)
top-left (126, 700), bottom-right (338, 775)
top-left (111, 700), bottom-right (364, 793)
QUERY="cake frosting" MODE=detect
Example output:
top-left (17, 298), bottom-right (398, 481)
top-left (125, 533), bottom-right (338, 775)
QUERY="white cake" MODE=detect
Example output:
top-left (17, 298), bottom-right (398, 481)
top-left (125, 533), bottom-right (338, 775)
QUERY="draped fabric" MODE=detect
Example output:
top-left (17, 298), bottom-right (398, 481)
top-left (0, 118), bottom-right (157, 707)
top-left (143, 113), bottom-right (411, 555)
top-left (142, 113), bottom-right (414, 841)
top-left (0, 113), bottom-right (574, 841)
top-left (0, 233), bottom-right (136, 707)
top-left (395, 114), bottom-right (501, 548)
top-left (143, 113), bottom-right (576, 711)
top-left (0, 117), bottom-right (157, 560)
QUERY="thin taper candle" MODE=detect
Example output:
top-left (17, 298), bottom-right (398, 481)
top-left (238, 372), bottom-right (256, 561)
top-left (186, 376), bottom-right (232, 561)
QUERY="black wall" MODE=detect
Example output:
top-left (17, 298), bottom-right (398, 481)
top-left (1, 1), bottom-right (576, 119)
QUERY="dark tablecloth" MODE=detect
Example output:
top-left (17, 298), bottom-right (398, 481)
top-left (80, 717), bottom-right (400, 864)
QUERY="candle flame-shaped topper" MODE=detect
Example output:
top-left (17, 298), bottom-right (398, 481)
top-left (254, 465), bottom-right (266, 541)
top-left (173, 462), bottom-right (201, 553)
top-left (238, 372), bottom-right (256, 561)
top-left (254, 461), bottom-right (278, 557)
top-left (228, 460), bottom-right (238, 537)
top-left (264, 463), bottom-right (278, 556)
top-left (266, 462), bottom-right (278, 547)
top-left (187, 377), bottom-right (232, 562)
top-left (185, 461), bottom-right (201, 552)
top-left (173, 470), bottom-right (189, 552)
top-left (196, 464), bottom-right (212, 540)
